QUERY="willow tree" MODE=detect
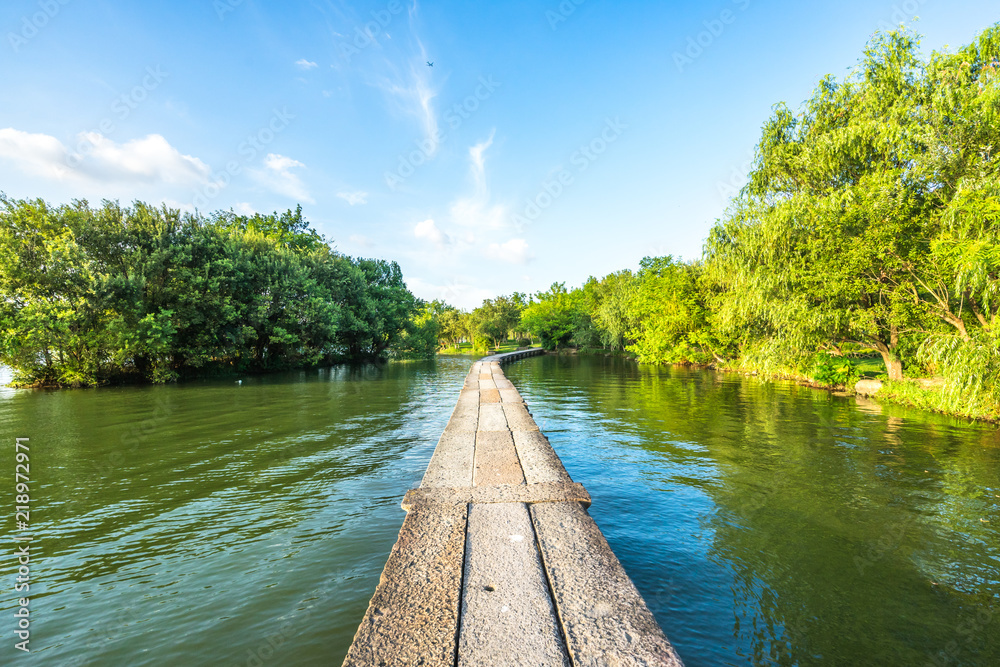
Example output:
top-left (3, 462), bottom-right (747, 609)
top-left (706, 30), bottom-right (938, 380)
top-left (911, 27), bottom-right (1000, 412)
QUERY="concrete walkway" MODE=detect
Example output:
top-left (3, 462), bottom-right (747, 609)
top-left (343, 349), bottom-right (684, 666)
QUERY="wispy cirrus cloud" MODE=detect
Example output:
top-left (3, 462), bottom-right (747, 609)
top-left (374, 54), bottom-right (440, 155)
top-left (485, 237), bottom-right (532, 264)
top-left (449, 130), bottom-right (507, 230)
top-left (336, 190), bottom-right (368, 205)
top-left (252, 153), bottom-right (314, 203)
top-left (295, 59), bottom-right (318, 70)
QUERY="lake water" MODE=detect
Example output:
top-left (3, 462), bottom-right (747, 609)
top-left (1, 354), bottom-right (997, 666)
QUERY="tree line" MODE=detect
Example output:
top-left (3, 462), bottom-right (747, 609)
top-left (454, 27), bottom-right (1000, 418)
top-left (6, 26), bottom-right (997, 417)
top-left (0, 198), bottom-right (437, 386)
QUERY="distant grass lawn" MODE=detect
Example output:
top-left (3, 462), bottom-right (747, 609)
top-left (438, 340), bottom-right (538, 356)
top-left (850, 356), bottom-right (887, 378)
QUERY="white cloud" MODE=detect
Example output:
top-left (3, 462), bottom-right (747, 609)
top-left (161, 198), bottom-right (197, 214)
top-left (336, 190), bottom-right (368, 206)
top-left (349, 234), bottom-right (374, 248)
top-left (233, 202), bottom-right (256, 215)
top-left (295, 59), bottom-right (318, 70)
top-left (252, 153), bottom-right (314, 203)
top-left (485, 238), bottom-right (532, 264)
top-left (449, 130), bottom-right (507, 230)
top-left (0, 128), bottom-right (211, 186)
top-left (374, 40), bottom-right (440, 156)
top-left (406, 275), bottom-right (494, 311)
top-left (414, 218), bottom-right (450, 246)
top-left (0, 128), bottom-right (69, 180)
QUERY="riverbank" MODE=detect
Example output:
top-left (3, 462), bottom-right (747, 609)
top-left (723, 363), bottom-right (1000, 424)
top-left (536, 346), bottom-right (1000, 424)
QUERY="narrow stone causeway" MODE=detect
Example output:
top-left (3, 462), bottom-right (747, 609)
top-left (342, 349), bottom-right (684, 666)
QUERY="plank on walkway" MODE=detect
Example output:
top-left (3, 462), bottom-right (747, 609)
top-left (473, 430), bottom-right (525, 486)
top-left (530, 502), bottom-right (683, 667)
top-left (458, 503), bottom-right (570, 667)
top-left (502, 403), bottom-right (539, 431)
top-left (422, 428), bottom-right (476, 488)
top-left (343, 503), bottom-right (468, 667)
top-left (477, 403), bottom-right (508, 431)
top-left (512, 431), bottom-right (572, 485)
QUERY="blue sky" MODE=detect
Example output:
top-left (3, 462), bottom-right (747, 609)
top-left (1, 0), bottom-right (996, 308)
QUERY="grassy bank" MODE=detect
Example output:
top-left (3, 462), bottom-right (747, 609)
top-left (438, 341), bottom-right (541, 356)
top-left (873, 380), bottom-right (1000, 423)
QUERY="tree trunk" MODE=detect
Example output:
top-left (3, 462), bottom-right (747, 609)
top-left (884, 356), bottom-right (903, 381)
top-left (869, 337), bottom-right (904, 381)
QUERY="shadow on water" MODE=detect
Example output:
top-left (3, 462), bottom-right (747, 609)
top-left (504, 355), bottom-right (1000, 667)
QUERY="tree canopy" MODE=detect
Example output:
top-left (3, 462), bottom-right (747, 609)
top-left (0, 198), bottom-right (428, 386)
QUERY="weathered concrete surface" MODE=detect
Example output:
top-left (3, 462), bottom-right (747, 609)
top-left (513, 431), bottom-right (572, 484)
top-left (343, 503), bottom-right (468, 667)
top-left (531, 502), bottom-right (683, 667)
top-left (402, 482), bottom-right (591, 510)
top-left (421, 428), bottom-right (476, 488)
top-left (457, 387), bottom-right (479, 403)
top-left (477, 403), bottom-right (508, 432)
top-left (493, 377), bottom-right (515, 390)
top-left (473, 430), bottom-right (525, 486)
top-left (447, 407), bottom-right (478, 432)
top-left (499, 387), bottom-right (523, 403)
top-left (502, 402), bottom-right (540, 431)
top-left (459, 503), bottom-right (570, 667)
top-left (346, 346), bottom-right (683, 667)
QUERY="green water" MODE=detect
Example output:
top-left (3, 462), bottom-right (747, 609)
top-left (0, 359), bottom-right (473, 666)
top-left (1, 355), bottom-right (997, 666)
top-left (503, 355), bottom-right (1000, 667)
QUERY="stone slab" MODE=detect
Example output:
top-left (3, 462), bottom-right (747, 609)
top-left (402, 482), bottom-right (590, 510)
top-left (512, 431), bottom-right (572, 484)
top-left (473, 430), bottom-right (525, 486)
top-left (530, 502), bottom-right (683, 666)
top-left (458, 503), bottom-right (570, 667)
top-left (421, 429), bottom-right (476, 488)
top-left (457, 388), bottom-right (480, 405)
top-left (342, 503), bottom-right (468, 667)
top-left (494, 378), bottom-right (515, 390)
top-left (499, 388), bottom-right (522, 403)
top-left (479, 379), bottom-right (498, 391)
top-left (477, 404), bottom-right (508, 432)
top-left (503, 403), bottom-right (539, 431)
top-left (480, 388), bottom-right (501, 403)
top-left (447, 404), bottom-right (479, 432)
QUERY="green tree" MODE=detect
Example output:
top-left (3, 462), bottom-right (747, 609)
top-left (521, 283), bottom-right (580, 350)
top-left (472, 294), bottom-right (522, 348)
top-left (626, 257), bottom-right (721, 364)
top-left (705, 31), bottom-right (934, 380)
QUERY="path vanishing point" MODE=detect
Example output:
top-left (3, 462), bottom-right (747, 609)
top-left (343, 349), bottom-right (684, 666)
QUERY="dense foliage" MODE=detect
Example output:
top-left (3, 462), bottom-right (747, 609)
top-left (7, 26), bottom-right (998, 419)
top-left (459, 26), bottom-right (1000, 419)
top-left (0, 198), bottom-right (425, 386)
